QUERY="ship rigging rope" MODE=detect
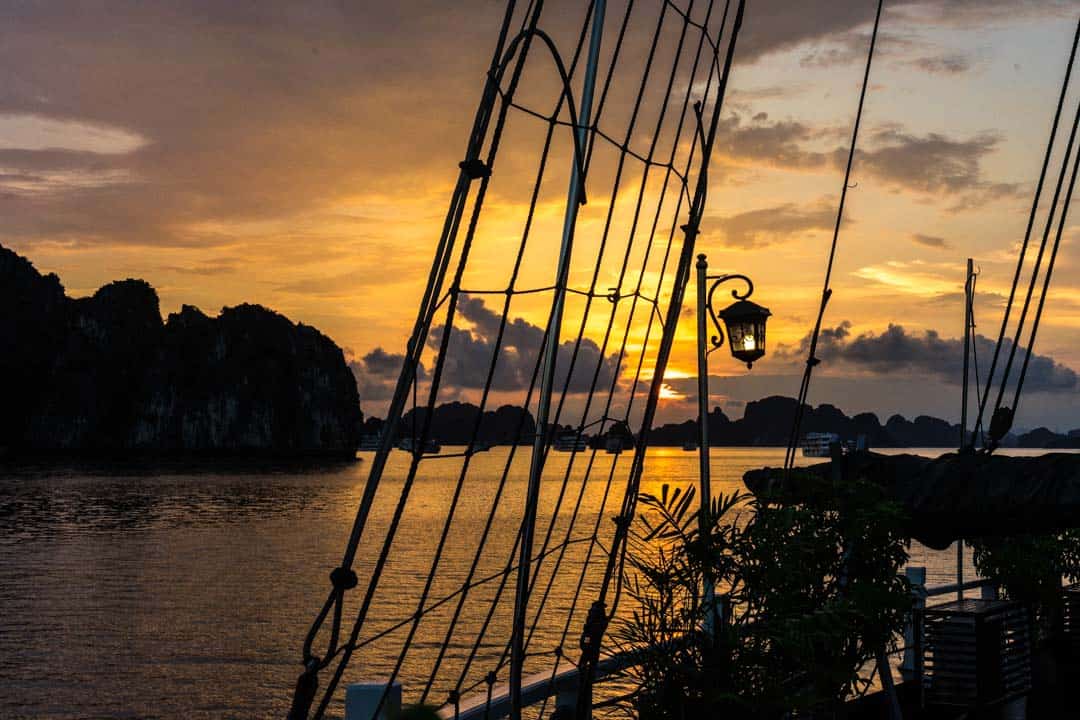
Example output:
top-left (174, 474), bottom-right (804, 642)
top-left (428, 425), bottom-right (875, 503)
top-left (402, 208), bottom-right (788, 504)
top-left (971, 15), bottom-right (1080, 451)
top-left (288, 2), bottom-right (736, 718)
top-left (783, 0), bottom-right (885, 472)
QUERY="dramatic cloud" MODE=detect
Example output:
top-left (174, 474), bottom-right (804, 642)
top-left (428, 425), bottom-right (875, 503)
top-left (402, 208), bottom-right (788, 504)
top-left (349, 347), bottom-right (427, 405)
top-left (910, 233), bottom-right (951, 249)
top-left (713, 113), bottom-right (1016, 209)
top-left (713, 200), bottom-right (837, 248)
top-left (857, 128), bottom-right (1018, 206)
top-left (909, 53), bottom-right (971, 75)
top-left (777, 321), bottom-right (1079, 393)
top-left (737, 0), bottom-right (1073, 62)
top-left (714, 112), bottom-right (838, 170)
top-left (429, 295), bottom-right (621, 394)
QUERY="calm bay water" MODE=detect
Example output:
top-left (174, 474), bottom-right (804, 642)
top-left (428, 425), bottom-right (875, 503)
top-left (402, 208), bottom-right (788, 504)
top-left (0, 447), bottom-right (1016, 718)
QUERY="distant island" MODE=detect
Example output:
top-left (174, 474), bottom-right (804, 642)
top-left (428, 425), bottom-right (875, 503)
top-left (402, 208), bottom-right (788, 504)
top-left (6, 242), bottom-right (1076, 459)
top-left (367, 395), bottom-right (1080, 450)
top-left (0, 244), bottom-right (362, 458)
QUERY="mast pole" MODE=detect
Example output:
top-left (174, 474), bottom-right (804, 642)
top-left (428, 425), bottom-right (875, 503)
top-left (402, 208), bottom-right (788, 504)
top-left (958, 257), bottom-right (974, 599)
top-left (509, 2), bottom-right (606, 717)
top-left (961, 257), bottom-right (973, 449)
top-left (695, 254), bottom-right (716, 635)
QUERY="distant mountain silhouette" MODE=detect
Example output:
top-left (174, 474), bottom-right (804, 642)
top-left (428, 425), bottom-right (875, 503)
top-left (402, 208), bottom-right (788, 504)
top-left (399, 402), bottom-right (536, 446)
top-left (0, 244), bottom-right (361, 458)
top-left (369, 395), bottom-right (1079, 450)
top-left (651, 395), bottom-right (1078, 448)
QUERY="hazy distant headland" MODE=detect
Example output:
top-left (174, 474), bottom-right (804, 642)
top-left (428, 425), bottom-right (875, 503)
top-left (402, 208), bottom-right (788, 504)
top-left (0, 245), bottom-right (362, 458)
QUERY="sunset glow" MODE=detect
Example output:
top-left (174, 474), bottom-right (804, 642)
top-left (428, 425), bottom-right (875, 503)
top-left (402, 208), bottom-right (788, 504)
top-left (3, 0), bottom-right (1079, 428)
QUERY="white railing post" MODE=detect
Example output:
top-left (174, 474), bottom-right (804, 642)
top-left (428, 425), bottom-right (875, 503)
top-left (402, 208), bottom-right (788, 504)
top-left (345, 683), bottom-right (402, 720)
top-left (900, 566), bottom-right (927, 683)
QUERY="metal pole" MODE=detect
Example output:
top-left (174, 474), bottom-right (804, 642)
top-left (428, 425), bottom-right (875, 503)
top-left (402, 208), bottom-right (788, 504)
top-left (695, 254), bottom-right (716, 635)
top-left (961, 257), bottom-right (973, 448)
top-left (510, 2), bottom-right (606, 718)
top-left (958, 257), bottom-right (973, 600)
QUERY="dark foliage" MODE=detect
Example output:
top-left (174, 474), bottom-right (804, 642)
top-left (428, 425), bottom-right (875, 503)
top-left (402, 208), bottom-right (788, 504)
top-left (613, 473), bottom-right (910, 718)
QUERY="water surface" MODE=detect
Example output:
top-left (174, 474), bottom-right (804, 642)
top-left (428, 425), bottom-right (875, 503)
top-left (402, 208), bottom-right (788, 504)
top-left (0, 448), bottom-right (1030, 718)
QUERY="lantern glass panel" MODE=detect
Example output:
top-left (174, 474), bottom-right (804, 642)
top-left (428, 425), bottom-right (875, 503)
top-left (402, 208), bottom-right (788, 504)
top-left (724, 317), bottom-right (767, 365)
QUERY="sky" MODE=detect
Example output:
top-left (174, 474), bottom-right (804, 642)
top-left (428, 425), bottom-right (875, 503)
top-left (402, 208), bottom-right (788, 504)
top-left (3, 0), bottom-right (1080, 431)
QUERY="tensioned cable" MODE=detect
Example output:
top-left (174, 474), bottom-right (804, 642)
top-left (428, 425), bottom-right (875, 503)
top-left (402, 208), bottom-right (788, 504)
top-left (969, 16), bottom-right (1080, 451)
top-left (533, 16), bottom-right (726, 712)
top-left (980, 19), bottom-right (1080, 450)
top-left (290, 1), bottom-right (740, 716)
top-left (453, 0), bottom-right (710, 690)
top-left (437, 0), bottom-right (650, 698)
top-left (572, 2), bottom-right (745, 715)
top-left (1011, 98), bottom-right (1080, 415)
top-left (346, 13), bottom-right (612, 720)
top-left (299, 3), bottom-right (553, 717)
top-left (287, 3), bottom-right (524, 717)
top-left (783, 0), bottom-right (884, 471)
top-left (508, 0), bottom-right (716, 672)
top-left (442, 0), bottom-right (730, 708)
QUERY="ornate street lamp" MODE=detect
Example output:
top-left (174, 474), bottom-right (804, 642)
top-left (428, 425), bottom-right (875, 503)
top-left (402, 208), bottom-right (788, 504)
top-left (702, 266), bottom-right (771, 369)
top-left (694, 253), bottom-right (769, 635)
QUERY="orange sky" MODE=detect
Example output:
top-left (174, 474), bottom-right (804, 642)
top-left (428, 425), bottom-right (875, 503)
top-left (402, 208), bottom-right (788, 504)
top-left (3, 0), bottom-right (1080, 429)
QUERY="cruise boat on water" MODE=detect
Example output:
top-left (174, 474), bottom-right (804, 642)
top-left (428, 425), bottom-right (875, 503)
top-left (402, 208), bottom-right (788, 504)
top-left (802, 432), bottom-right (840, 458)
top-left (397, 436), bottom-right (441, 454)
top-left (358, 433), bottom-right (382, 451)
top-left (553, 431), bottom-right (587, 452)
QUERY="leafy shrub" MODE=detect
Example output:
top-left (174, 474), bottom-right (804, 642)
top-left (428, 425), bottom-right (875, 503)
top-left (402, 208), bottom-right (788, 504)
top-left (613, 475), bottom-right (910, 719)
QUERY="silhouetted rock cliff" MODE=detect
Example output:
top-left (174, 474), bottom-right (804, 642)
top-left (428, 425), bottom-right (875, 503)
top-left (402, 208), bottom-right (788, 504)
top-left (0, 245), bottom-right (361, 457)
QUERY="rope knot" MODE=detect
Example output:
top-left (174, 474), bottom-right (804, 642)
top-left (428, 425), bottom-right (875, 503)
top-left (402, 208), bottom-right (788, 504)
top-left (988, 406), bottom-right (1014, 444)
top-left (330, 567), bottom-right (358, 591)
top-left (459, 157), bottom-right (491, 180)
top-left (485, 671), bottom-right (498, 687)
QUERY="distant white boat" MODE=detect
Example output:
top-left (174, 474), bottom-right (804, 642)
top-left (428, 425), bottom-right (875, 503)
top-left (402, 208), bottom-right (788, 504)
top-left (397, 436), bottom-right (440, 454)
top-left (553, 431), bottom-right (587, 452)
top-left (802, 432), bottom-right (840, 458)
top-left (358, 433), bottom-right (383, 451)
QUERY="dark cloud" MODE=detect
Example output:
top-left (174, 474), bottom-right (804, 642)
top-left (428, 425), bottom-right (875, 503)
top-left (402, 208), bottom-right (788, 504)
top-left (0, 1), bottom-right (506, 247)
top-left (428, 294), bottom-right (621, 394)
top-left (738, 0), bottom-right (1073, 62)
top-left (160, 258), bottom-right (240, 276)
top-left (713, 200), bottom-right (837, 248)
top-left (349, 347), bottom-right (427, 405)
top-left (857, 128), bottom-right (1019, 207)
top-left (777, 321), bottom-right (1079, 393)
top-left (714, 113), bottom-right (838, 169)
top-left (0, 0), bottom-right (1063, 251)
top-left (909, 53), bottom-right (971, 75)
top-left (911, 233), bottom-right (951, 249)
top-left (713, 113), bottom-right (1016, 209)
top-left (797, 30), bottom-right (918, 70)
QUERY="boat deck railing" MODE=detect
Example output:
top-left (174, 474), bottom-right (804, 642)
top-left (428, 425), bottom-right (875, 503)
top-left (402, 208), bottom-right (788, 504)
top-left (345, 566), bottom-right (994, 720)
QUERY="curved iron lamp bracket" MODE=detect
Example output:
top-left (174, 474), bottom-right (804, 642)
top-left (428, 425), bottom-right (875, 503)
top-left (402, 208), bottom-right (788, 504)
top-left (704, 273), bottom-right (754, 352)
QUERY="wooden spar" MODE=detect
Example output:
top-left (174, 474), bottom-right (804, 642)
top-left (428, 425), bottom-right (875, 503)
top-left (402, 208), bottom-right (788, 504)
top-left (744, 451), bottom-right (1080, 549)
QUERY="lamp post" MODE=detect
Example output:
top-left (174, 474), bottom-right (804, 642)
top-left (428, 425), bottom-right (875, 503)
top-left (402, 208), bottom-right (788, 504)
top-left (695, 253), bottom-right (770, 633)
